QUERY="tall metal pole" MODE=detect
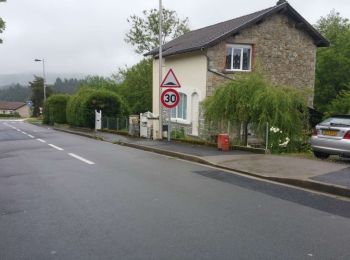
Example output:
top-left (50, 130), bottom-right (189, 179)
top-left (42, 59), bottom-right (47, 102)
top-left (158, 0), bottom-right (163, 140)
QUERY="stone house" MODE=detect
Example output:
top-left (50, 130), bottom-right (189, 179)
top-left (0, 101), bottom-right (31, 118)
top-left (146, 1), bottom-right (329, 139)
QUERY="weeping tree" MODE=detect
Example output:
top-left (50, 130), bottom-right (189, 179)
top-left (203, 71), bottom-right (267, 146)
top-left (251, 85), bottom-right (309, 151)
top-left (203, 71), bottom-right (309, 152)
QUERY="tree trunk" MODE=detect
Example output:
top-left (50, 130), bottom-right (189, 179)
top-left (243, 122), bottom-right (248, 146)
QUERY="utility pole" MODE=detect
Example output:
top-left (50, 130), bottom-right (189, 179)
top-left (158, 0), bottom-right (163, 139)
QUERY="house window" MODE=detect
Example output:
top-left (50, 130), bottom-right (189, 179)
top-left (171, 93), bottom-right (187, 120)
top-left (225, 44), bottom-right (252, 71)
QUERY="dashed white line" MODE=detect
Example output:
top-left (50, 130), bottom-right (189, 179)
top-left (68, 153), bottom-right (95, 165)
top-left (37, 139), bottom-right (46, 143)
top-left (27, 134), bottom-right (35, 138)
top-left (21, 131), bottom-right (27, 135)
top-left (48, 144), bottom-right (64, 151)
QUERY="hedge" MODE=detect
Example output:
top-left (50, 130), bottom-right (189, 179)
top-left (43, 94), bottom-right (70, 125)
top-left (0, 112), bottom-right (21, 118)
top-left (66, 88), bottom-right (129, 128)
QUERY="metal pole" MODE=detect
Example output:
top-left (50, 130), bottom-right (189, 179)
top-left (42, 59), bottom-right (47, 102)
top-left (265, 122), bottom-right (269, 151)
top-left (168, 109), bottom-right (171, 141)
top-left (158, 0), bottom-right (163, 140)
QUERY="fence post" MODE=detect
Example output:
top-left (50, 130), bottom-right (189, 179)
top-left (265, 122), bottom-right (269, 151)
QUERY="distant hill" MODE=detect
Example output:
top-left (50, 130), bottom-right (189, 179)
top-left (0, 73), bottom-right (87, 88)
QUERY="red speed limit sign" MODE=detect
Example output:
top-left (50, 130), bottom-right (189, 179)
top-left (161, 89), bottom-right (180, 109)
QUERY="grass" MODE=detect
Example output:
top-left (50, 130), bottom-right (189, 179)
top-left (25, 117), bottom-right (43, 125)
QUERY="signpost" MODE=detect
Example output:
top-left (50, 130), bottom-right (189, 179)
top-left (160, 69), bottom-right (182, 141)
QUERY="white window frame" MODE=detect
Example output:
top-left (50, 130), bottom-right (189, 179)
top-left (225, 44), bottom-right (252, 72)
top-left (171, 92), bottom-right (187, 122)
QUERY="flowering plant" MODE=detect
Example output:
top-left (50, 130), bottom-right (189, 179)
top-left (269, 126), bottom-right (290, 153)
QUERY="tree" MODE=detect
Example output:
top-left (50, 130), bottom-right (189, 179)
top-left (78, 76), bottom-right (119, 93)
top-left (0, 0), bottom-right (5, 44)
top-left (325, 90), bottom-right (350, 117)
top-left (203, 71), bottom-right (268, 146)
top-left (203, 71), bottom-right (308, 152)
top-left (125, 8), bottom-right (190, 54)
top-left (114, 59), bottom-right (152, 114)
top-left (314, 11), bottom-right (350, 113)
top-left (0, 84), bottom-right (30, 102)
top-left (29, 76), bottom-right (52, 117)
top-left (52, 77), bottom-right (81, 94)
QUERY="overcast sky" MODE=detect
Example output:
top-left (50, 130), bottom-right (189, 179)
top-left (0, 0), bottom-right (349, 77)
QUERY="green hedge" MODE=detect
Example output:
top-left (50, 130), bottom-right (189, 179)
top-left (0, 112), bottom-right (21, 118)
top-left (43, 94), bottom-right (70, 125)
top-left (66, 88), bottom-right (129, 128)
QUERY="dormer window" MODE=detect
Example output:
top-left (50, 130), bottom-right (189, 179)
top-left (225, 44), bottom-right (252, 71)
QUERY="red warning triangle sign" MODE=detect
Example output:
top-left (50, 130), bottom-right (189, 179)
top-left (160, 69), bottom-right (181, 88)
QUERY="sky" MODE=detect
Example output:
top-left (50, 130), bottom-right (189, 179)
top-left (0, 0), bottom-right (349, 78)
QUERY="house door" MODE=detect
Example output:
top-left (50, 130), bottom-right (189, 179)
top-left (191, 93), bottom-right (199, 136)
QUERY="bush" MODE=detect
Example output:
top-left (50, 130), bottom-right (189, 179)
top-left (0, 112), bottom-right (21, 118)
top-left (325, 90), bottom-right (350, 117)
top-left (43, 94), bottom-right (70, 125)
top-left (66, 88), bottom-right (129, 128)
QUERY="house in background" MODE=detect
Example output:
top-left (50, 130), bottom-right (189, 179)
top-left (146, 1), bottom-right (329, 140)
top-left (0, 101), bottom-right (30, 118)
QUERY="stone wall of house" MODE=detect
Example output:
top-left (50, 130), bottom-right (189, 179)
top-left (205, 13), bottom-right (317, 106)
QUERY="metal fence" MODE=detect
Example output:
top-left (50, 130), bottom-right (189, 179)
top-left (102, 117), bottom-right (129, 131)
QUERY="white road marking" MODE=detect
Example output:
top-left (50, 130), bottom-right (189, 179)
top-left (68, 153), bottom-right (95, 165)
top-left (48, 144), bottom-right (64, 151)
top-left (37, 139), bottom-right (46, 143)
top-left (22, 131), bottom-right (27, 135)
top-left (27, 134), bottom-right (35, 138)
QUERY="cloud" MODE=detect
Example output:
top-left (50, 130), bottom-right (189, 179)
top-left (0, 0), bottom-right (348, 76)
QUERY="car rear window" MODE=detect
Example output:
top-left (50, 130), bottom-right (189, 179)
top-left (320, 117), bottom-right (350, 127)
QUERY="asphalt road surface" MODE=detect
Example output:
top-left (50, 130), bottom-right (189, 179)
top-left (1, 120), bottom-right (350, 260)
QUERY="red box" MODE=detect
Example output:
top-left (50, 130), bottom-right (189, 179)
top-left (217, 134), bottom-right (230, 151)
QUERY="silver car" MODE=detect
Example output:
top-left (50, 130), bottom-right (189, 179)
top-left (311, 115), bottom-right (350, 159)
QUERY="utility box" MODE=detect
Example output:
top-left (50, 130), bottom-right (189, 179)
top-left (217, 134), bottom-right (230, 151)
top-left (140, 112), bottom-right (156, 139)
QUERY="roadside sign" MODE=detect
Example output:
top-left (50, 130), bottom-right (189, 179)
top-left (160, 69), bottom-right (181, 88)
top-left (26, 100), bottom-right (32, 108)
top-left (161, 89), bottom-right (180, 109)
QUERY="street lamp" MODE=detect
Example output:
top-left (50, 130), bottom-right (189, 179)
top-left (34, 58), bottom-right (47, 102)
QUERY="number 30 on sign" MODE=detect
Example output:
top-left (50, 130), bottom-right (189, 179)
top-left (161, 89), bottom-right (180, 109)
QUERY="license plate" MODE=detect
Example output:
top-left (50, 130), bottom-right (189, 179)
top-left (323, 130), bottom-right (338, 136)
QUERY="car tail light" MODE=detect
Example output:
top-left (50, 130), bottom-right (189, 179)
top-left (312, 128), bottom-right (318, 136)
top-left (343, 131), bottom-right (350, 140)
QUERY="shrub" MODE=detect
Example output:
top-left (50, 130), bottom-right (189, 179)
top-left (325, 90), bottom-right (350, 117)
top-left (43, 94), bottom-right (70, 125)
top-left (66, 88), bottom-right (129, 128)
top-left (0, 112), bottom-right (21, 118)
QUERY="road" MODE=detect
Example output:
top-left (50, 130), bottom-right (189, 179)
top-left (1, 120), bottom-right (350, 260)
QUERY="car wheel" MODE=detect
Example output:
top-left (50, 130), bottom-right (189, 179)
top-left (313, 151), bottom-right (330, 159)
